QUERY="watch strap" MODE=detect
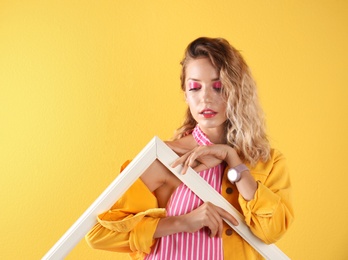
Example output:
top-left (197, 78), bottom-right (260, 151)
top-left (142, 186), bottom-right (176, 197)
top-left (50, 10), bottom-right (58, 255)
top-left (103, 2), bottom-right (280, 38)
top-left (234, 163), bottom-right (249, 174)
top-left (228, 163), bottom-right (249, 183)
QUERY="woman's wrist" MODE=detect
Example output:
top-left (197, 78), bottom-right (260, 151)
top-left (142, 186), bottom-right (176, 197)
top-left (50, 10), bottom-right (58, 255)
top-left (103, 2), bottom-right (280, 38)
top-left (225, 146), bottom-right (242, 168)
top-left (154, 215), bottom-right (186, 238)
top-left (224, 146), bottom-right (257, 201)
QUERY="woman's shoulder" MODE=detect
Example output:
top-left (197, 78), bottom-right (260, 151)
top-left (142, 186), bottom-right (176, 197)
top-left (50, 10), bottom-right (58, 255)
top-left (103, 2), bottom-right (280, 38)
top-left (250, 148), bottom-right (287, 175)
top-left (269, 148), bottom-right (286, 163)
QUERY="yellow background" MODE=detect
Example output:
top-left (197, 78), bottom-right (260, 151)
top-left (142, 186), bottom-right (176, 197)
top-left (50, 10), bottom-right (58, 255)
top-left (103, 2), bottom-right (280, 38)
top-left (1, 1), bottom-right (347, 259)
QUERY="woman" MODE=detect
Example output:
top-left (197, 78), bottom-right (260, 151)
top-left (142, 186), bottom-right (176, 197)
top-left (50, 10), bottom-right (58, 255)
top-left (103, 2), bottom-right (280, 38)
top-left (86, 37), bottom-right (294, 260)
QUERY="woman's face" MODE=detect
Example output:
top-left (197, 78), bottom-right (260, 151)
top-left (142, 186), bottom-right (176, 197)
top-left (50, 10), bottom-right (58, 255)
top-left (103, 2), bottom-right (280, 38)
top-left (185, 57), bottom-right (227, 137)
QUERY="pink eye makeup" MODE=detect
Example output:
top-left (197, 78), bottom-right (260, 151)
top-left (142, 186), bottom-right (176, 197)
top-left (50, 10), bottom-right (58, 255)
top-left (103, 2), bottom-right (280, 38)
top-left (187, 80), bottom-right (223, 92)
top-left (212, 81), bottom-right (222, 90)
top-left (188, 81), bottom-right (202, 91)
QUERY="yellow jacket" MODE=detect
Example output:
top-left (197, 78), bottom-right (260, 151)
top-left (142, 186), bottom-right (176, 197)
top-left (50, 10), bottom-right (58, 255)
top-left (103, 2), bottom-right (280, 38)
top-left (86, 149), bottom-right (294, 259)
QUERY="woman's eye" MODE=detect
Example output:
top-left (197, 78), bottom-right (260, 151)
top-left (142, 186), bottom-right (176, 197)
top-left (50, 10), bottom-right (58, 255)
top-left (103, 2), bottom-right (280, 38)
top-left (213, 81), bottom-right (222, 92)
top-left (188, 81), bottom-right (201, 91)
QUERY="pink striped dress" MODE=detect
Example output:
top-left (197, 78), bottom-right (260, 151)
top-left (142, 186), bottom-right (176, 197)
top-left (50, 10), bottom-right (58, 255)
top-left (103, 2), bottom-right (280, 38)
top-left (145, 125), bottom-right (225, 260)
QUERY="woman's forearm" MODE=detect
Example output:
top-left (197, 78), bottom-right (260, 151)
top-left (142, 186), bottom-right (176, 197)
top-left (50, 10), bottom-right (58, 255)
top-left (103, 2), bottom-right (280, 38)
top-left (153, 215), bottom-right (186, 238)
top-left (226, 147), bottom-right (257, 201)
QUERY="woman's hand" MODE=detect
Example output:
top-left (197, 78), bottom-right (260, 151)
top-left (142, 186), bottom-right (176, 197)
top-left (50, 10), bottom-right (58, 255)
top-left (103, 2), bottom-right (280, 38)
top-left (154, 201), bottom-right (238, 238)
top-left (171, 144), bottom-right (257, 201)
top-left (172, 144), bottom-right (239, 174)
top-left (180, 201), bottom-right (238, 237)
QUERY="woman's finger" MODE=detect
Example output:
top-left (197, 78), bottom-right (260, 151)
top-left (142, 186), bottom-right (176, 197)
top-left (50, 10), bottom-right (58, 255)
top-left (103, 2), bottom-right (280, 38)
top-left (193, 163), bottom-right (208, 173)
top-left (171, 151), bottom-right (191, 168)
top-left (215, 206), bottom-right (239, 226)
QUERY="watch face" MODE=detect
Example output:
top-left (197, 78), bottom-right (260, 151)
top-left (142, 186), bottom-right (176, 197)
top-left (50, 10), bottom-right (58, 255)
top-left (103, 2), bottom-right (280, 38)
top-left (228, 169), bottom-right (238, 182)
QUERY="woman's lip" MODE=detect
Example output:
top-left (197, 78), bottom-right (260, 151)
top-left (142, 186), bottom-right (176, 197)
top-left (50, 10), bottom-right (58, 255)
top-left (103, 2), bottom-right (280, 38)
top-left (200, 109), bottom-right (217, 114)
top-left (200, 109), bottom-right (217, 118)
top-left (202, 113), bottom-right (216, 118)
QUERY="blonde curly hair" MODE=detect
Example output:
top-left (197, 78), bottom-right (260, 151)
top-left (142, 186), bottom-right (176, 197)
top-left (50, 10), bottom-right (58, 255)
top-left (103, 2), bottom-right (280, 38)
top-left (173, 37), bottom-right (270, 166)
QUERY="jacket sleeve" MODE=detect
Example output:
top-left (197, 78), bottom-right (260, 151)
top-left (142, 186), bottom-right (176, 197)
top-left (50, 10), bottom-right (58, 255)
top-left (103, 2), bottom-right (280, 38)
top-left (238, 149), bottom-right (294, 244)
top-left (85, 161), bottom-right (166, 256)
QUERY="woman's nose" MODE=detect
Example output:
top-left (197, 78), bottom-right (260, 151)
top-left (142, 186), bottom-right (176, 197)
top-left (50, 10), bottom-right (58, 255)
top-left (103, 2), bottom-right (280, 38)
top-left (201, 87), bottom-right (212, 103)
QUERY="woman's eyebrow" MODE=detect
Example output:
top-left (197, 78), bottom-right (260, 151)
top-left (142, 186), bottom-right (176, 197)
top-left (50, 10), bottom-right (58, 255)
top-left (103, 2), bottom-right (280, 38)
top-left (187, 77), bottom-right (220, 81)
top-left (187, 78), bottom-right (200, 81)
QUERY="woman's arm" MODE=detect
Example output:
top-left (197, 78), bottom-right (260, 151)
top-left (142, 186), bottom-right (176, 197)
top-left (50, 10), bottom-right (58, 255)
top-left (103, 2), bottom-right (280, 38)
top-left (153, 201), bottom-right (239, 238)
top-left (85, 174), bottom-right (165, 254)
top-left (237, 150), bottom-right (294, 244)
top-left (172, 145), bottom-right (294, 243)
top-left (172, 144), bottom-right (257, 201)
top-left (141, 152), bottom-right (239, 239)
top-left (85, 160), bottom-right (168, 254)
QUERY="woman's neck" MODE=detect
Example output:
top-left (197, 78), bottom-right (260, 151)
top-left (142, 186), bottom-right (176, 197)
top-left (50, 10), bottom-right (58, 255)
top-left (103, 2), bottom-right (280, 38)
top-left (199, 126), bottom-right (226, 144)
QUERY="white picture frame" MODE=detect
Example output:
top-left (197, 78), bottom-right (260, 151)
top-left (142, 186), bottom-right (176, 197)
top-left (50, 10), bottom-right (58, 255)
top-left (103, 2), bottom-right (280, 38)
top-left (42, 136), bottom-right (289, 260)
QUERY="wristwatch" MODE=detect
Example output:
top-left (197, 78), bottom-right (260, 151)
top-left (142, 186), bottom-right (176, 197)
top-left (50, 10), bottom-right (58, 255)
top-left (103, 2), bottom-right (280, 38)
top-left (227, 164), bottom-right (249, 184)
